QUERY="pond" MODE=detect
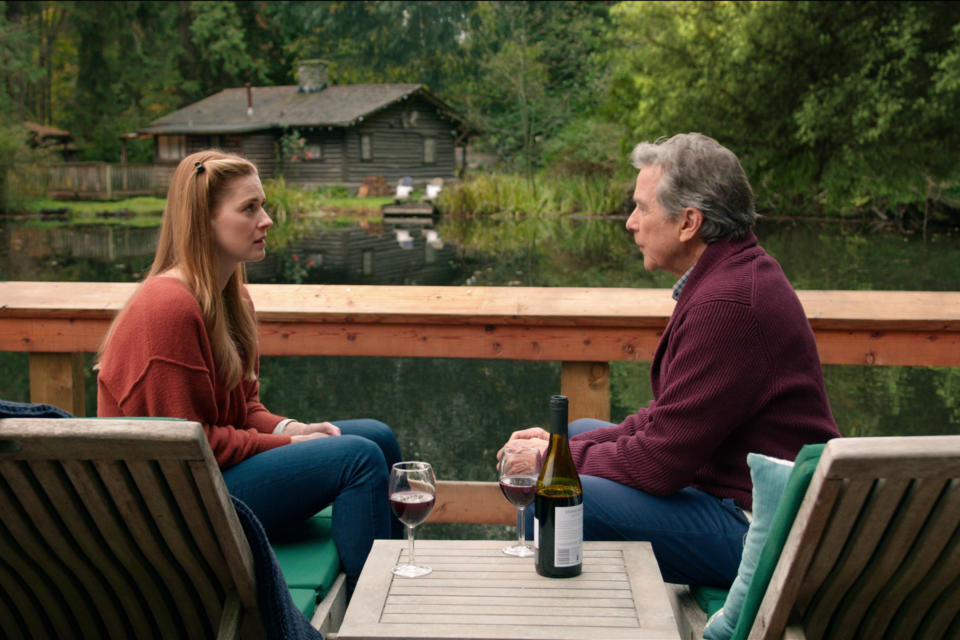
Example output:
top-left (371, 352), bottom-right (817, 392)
top-left (1, 216), bottom-right (959, 539)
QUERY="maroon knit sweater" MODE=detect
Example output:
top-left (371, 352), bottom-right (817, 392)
top-left (569, 233), bottom-right (840, 509)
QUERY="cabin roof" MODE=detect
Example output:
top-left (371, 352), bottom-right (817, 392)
top-left (137, 84), bottom-right (466, 135)
top-left (24, 121), bottom-right (72, 139)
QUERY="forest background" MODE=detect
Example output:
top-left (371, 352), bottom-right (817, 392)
top-left (2, 0), bottom-right (960, 227)
top-left (1, 1), bottom-right (959, 490)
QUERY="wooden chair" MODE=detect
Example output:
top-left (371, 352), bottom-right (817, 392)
top-left (0, 418), bottom-right (346, 639)
top-left (671, 435), bottom-right (960, 639)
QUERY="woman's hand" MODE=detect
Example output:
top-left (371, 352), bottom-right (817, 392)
top-left (285, 421), bottom-right (341, 438)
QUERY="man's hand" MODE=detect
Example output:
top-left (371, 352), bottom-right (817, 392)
top-left (496, 426), bottom-right (550, 463)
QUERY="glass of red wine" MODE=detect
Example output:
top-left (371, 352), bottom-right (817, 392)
top-left (389, 461), bottom-right (437, 577)
top-left (498, 445), bottom-right (541, 557)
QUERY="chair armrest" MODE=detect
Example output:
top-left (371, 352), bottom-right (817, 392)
top-left (666, 584), bottom-right (708, 640)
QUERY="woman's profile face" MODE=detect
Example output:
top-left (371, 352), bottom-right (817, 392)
top-left (210, 173), bottom-right (273, 269)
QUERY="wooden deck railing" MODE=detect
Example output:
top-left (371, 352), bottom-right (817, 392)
top-left (2, 282), bottom-right (959, 524)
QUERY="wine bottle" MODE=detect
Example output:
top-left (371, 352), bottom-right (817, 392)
top-left (534, 394), bottom-right (583, 578)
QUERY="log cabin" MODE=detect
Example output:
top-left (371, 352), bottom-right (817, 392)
top-left (133, 59), bottom-right (471, 187)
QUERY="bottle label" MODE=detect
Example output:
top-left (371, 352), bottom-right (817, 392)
top-left (552, 503), bottom-right (583, 567)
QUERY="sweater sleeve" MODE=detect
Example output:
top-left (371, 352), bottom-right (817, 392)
top-left (569, 300), bottom-right (771, 494)
top-left (242, 376), bottom-right (287, 433)
top-left (570, 407), bottom-right (650, 444)
top-left (114, 357), bottom-right (291, 467)
top-left (98, 279), bottom-right (291, 468)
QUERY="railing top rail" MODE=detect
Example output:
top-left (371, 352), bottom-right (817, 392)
top-left (1, 281), bottom-right (959, 331)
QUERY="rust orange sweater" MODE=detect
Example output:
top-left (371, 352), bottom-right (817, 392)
top-left (97, 276), bottom-right (291, 467)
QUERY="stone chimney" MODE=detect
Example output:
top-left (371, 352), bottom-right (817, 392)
top-left (297, 59), bottom-right (329, 93)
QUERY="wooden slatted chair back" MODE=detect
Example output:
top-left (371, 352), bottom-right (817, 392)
top-left (752, 435), bottom-right (960, 639)
top-left (0, 418), bottom-right (261, 640)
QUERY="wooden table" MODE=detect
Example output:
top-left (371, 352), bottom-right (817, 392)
top-left (336, 540), bottom-right (680, 640)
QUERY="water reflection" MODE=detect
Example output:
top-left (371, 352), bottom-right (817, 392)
top-left (0, 221), bottom-right (463, 286)
top-left (1, 217), bottom-right (958, 538)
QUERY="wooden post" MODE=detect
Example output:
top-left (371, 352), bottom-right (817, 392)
top-left (561, 361), bottom-right (610, 423)
top-left (104, 163), bottom-right (112, 200)
top-left (428, 481), bottom-right (514, 525)
top-left (29, 352), bottom-right (86, 417)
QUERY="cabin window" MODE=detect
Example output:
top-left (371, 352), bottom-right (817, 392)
top-left (361, 249), bottom-right (374, 275)
top-left (361, 134), bottom-right (373, 161)
top-left (305, 143), bottom-right (323, 161)
top-left (157, 135), bottom-right (186, 162)
top-left (423, 138), bottom-right (436, 164)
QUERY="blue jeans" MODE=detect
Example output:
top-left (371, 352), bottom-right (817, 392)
top-left (524, 418), bottom-right (749, 587)
top-left (222, 419), bottom-right (401, 591)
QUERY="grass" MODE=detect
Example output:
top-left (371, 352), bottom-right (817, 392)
top-left (262, 177), bottom-right (395, 228)
top-left (23, 196), bottom-right (166, 216)
top-left (15, 184), bottom-right (397, 231)
top-left (16, 196), bottom-right (167, 228)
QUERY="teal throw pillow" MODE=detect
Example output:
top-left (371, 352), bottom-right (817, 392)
top-left (703, 453), bottom-right (794, 640)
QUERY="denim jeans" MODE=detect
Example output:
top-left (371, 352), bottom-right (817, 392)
top-left (524, 418), bottom-right (749, 587)
top-left (222, 419), bottom-right (401, 591)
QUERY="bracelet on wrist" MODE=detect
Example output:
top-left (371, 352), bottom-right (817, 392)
top-left (274, 418), bottom-right (295, 434)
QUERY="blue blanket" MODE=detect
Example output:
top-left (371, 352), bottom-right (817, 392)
top-left (232, 497), bottom-right (325, 640)
top-left (0, 398), bottom-right (73, 419)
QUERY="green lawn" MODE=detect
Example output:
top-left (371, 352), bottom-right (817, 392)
top-left (24, 196), bottom-right (167, 216)
top-left (18, 191), bottom-right (397, 228)
top-left (20, 196), bottom-right (167, 227)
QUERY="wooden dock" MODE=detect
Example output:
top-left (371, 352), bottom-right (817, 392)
top-left (382, 201), bottom-right (438, 225)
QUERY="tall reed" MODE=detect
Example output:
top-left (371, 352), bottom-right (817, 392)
top-left (437, 173), bottom-right (631, 257)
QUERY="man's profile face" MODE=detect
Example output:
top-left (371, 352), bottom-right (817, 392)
top-left (625, 166), bottom-right (687, 276)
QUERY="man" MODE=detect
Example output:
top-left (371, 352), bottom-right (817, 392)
top-left (501, 133), bottom-right (839, 586)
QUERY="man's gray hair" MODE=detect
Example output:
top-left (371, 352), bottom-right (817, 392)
top-left (630, 133), bottom-right (758, 243)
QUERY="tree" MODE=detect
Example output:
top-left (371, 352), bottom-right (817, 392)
top-left (606, 1), bottom-right (960, 223)
top-left (267, 1), bottom-right (478, 90)
top-left (457, 1), bottom-right (612, 176)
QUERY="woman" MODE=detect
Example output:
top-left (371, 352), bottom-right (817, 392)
top-left (97, 150), bottom-right (399, 592)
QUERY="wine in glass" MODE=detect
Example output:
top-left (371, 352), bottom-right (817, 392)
top-left (389, 461), bottom-right (436, 577)
top-left (499, 445), bottom-right (541, 557)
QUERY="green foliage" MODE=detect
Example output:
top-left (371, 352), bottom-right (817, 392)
top-left (542, 119), bottom-right (628, 177)
top-left (606, 1), bottom-right (960, 222)
top-left (261, 178), bottom-right (391, 247)
top-left (263, 175), bottom-right (313, 219)
top-left (456, 2), bottom-right (612, 175)
top-left (0, 123), bottom-right (54, 210)
top-left (439, 172), bottom-right (631, 255)
top-left (5, 0), bottom-right (960, 217)
top-left (439, 172), bottom-right (651, 286)
top-left (59, 2), bottom-right (184, 161)
top-left (273, 251), bottom-right (319, 285)
top-left (278, 129), bottom-right (309, 165)
top-left (187, 1), bottom-right (268, 89)
top-left (0, 1), bottom-right (41, 119)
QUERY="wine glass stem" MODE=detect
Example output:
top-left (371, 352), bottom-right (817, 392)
top-left (407, 525), bottom-right (416, 566)
top-left (517, 505), bottom-right (526, 548)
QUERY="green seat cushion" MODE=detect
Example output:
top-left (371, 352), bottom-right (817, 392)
top-left (693, 585), bottom-right (729, 619)
top-left (729, 443), bottom-right (826, 640)
top-left (288, 588), bottom-right (319, 617)
top-left (271, 506), bottom-right (341, 616)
